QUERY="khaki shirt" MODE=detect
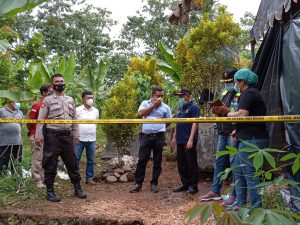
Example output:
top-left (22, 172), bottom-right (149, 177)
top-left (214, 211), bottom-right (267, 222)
top-left (35, 93), bottom-right (79, 139)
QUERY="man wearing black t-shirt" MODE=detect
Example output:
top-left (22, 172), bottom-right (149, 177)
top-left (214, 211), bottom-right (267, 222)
top-left (212, 68), bottom-right (269, 209)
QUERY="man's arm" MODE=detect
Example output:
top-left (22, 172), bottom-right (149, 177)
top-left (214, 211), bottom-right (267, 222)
top-left (186, 123), bottom-right (198, 149)
top-left (138, 99), bottom-right (162, 117)
top-left (35, 101), bottom-right (49, 144)
top-left (227, 109), bottom-right (249, 117)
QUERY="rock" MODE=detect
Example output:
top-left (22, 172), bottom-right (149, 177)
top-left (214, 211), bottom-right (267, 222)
top-left (122, 165), bottom-right (131, 172)
top-left (106, 176), bottom-right (118, 183)
top-left (127, 173), bottom-right (135, 182)
top-left (119, 174), bottom-right (128, 182)
top-left (114, 168), bottom-right (124, 174)
top-left (102, 173), bottom-right (111, 180)
top-left (113, 172), bottom-right (121, 178)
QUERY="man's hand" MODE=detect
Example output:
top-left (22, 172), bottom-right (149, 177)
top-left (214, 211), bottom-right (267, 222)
top-left (35, 138), bottom-right (44, 146)
top-left (230, 129), bottom-right (237, 142)
top-left (171, 138), bottom-right (176, 149)
top-left (186, 139), bottom-right (193, 149)
top-left (212, 105), bottom-right (230, 117)
top-left (152, 97), bottom-right (162, 108)
top-left (74, 136), bottom-right (80, 144)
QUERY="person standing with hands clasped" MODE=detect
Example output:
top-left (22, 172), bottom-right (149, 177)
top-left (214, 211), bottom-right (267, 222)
top-left (171, 88), bottom-right (200, 195)
top-left (35, 74), bottom-right (86, 202)
top-left (212, 69), bottom-right (269, 209)
top-left (75, 90), bottom-right (99, 185)
top-left (129, 86), bottom-right (172, 193)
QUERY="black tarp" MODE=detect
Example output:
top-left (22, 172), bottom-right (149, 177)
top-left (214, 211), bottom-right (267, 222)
top-left (251, 0), bottom-right (300, 212)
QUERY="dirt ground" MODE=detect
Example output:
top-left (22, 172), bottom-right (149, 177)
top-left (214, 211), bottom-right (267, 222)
top-left (0, 161), bottom-right (216, 225)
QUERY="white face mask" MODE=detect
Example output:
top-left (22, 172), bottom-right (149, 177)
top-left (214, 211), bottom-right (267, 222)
top-left (85, 99), bottom-right (93, 106)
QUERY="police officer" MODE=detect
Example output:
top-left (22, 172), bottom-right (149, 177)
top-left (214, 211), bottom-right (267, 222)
top-left (35, 74), bottom-right (86, 202)
top-left (171, 88), bottom-right (200, 195)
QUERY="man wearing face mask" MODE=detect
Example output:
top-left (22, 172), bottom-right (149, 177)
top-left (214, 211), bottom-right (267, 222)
top-left (212, 68), bottom-right (269, 209)
top-left (27, 84), bottom-right (53, 188)
top-left (75, 90), bottom-right (99, 185)
top-left (36, 74), bottom-right (86, 202)
top-left (171, 87), bottom-right (200, 195)
top-left (129, 86), bottom-right (172, 193)
top-left (200, 68), bottom-right (239, 205)
top-left (0, 100), bottom-right (23, 172)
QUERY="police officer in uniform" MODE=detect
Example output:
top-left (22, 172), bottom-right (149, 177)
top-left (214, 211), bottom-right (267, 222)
top-left (35, 74), bottom-right (86, 202)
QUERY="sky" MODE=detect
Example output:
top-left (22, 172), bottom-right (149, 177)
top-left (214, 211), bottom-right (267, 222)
top-left (87, 0), bottom-right (262, 38)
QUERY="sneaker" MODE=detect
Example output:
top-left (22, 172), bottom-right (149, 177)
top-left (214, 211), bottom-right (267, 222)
top-left (186, 187), bottom-right (198, 195)
top-left (222, 194), bottom-right (236, 206)
top-left (151, 184), bottom-right (158, 193)
top-left (173, 185), bottom-right (188, 193)
top-left (129, 184), bottom-right (142, 193)
top-left (200, 191), bottom-right (222, 201)
top-left (85, 179), bottom-right (97, 185)
top-left (225, 201), bottom-right (241, 211)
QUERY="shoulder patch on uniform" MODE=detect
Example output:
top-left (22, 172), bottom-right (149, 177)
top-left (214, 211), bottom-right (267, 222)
top-left (31, 109), bottom-right (37, 112)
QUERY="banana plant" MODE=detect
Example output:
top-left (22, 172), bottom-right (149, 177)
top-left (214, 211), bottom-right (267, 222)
top-left (0, 0), bottom-right (47, 52)
top-left (0, 0), bottom-right (47, 101)
top-left (157, 40), bottom-right (182, 84)
top-left (0, 0), bottom-right (46, 17)
top-left (27, 54), bottom-right (76, 91)
top-left (79, 59), bottom-right (110, 102)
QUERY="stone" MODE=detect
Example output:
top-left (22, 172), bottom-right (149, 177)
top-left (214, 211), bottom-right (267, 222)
top-left (127, 173), bottom-right (135, 182)
top-left (122, 165), bottom-right (131, 172)
top-left (113, 172), bottom-right (121, 178)
top-left (114, 168), bottom-right (124, 174)
top-left (102, 173), bottom-right (111, 180)
top-left (119, 174), bottom-right (128, 183)
top-left (106, 176), bottom-right (118, 183)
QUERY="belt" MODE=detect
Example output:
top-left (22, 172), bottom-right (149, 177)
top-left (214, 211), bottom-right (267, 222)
top-left (142, 132), bottom-right (164, 137)
top-left (45, 128), bottom-right (71, 137)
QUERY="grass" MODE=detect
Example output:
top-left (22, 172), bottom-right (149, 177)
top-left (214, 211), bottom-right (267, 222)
top-left (0, 126), bottom-right (107, 208)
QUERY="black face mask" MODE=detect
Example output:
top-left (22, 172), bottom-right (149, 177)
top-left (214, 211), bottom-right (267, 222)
top-left (53, 84), bottom-right (65, 92)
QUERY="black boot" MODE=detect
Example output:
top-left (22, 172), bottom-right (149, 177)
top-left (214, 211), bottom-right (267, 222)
top-left (46, 186), bottom-right (61, 202)
top-left (74, 182), bottom-right (87, 199)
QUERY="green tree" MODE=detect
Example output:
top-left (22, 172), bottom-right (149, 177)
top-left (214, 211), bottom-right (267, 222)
top-left (175, 5), bottom-right (242, 103)
top-left (101, 76), bottom-right (139, 164)
top-left (16, 0), bottom-right (116, 70)
top-left (120, 0), bottom-right (201, 55)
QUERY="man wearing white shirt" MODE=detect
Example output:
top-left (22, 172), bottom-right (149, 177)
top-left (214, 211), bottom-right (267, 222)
top-left (75, 91), bottom-right (99, 185)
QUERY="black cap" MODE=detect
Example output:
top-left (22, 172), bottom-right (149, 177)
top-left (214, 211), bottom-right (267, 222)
top-left (174, 87), bottom-right (191, 96)
top-left (220, 68), bottom-right (238, 83)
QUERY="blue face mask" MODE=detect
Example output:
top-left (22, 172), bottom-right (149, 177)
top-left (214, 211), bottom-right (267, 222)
top-left (224, 83), bottom-right (234, 90)
top-left (14, 102), bottom-right (21, 110)
top-left (234, 83), bottom-right (240, 93)
top-left (178, 98), bottom-right (186, 106)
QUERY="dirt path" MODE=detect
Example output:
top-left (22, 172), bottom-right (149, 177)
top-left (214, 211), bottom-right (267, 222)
top-left (0, 161), bottom-right (213, 225)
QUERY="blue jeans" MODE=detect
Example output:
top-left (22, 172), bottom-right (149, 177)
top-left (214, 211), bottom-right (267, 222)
top-left (234, 138), bottom-right (269, 208)
top-left (75, 141), bottom-right (96, 181)
top-left (212, 134), bottom-right (237, 194)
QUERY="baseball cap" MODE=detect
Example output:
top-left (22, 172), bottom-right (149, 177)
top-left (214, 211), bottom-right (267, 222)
top-left (174, 87), bottom-right (191, 96)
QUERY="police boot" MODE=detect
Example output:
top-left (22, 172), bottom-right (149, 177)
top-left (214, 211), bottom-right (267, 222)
top-left (46, 186), bottom-right (61, 202)
top-left (74, 182), bottom-right (87, 199)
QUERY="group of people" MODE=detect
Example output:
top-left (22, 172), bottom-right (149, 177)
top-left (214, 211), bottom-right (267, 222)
top-left (0, 68), bottom-right (269, 208)
top-left (129, 68), bottom-right (269, 210)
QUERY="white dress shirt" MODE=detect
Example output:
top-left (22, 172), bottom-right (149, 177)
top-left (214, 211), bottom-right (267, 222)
top-left (76, 105), bottom-right (99, 142)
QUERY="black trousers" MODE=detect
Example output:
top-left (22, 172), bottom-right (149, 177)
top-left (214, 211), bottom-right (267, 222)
top-left (176, 143), bottom-right (198, 188)
top-left (0, 145), bottom-right (22, 172)
top-left (134, 133), bottom-right (165, 186)
top-left (43, 135), bottom-right (81, 187)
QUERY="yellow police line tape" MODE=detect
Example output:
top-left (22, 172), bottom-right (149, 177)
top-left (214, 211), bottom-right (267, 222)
top-left (0, 115), bottom-right (300, 124)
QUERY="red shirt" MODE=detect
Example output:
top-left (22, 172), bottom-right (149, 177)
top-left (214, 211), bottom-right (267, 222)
top-left (27, 100), bottom-right (43, 137)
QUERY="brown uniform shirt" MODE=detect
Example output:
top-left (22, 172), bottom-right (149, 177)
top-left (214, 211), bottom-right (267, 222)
top-left (35, 93), bottom-right (79, 139)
